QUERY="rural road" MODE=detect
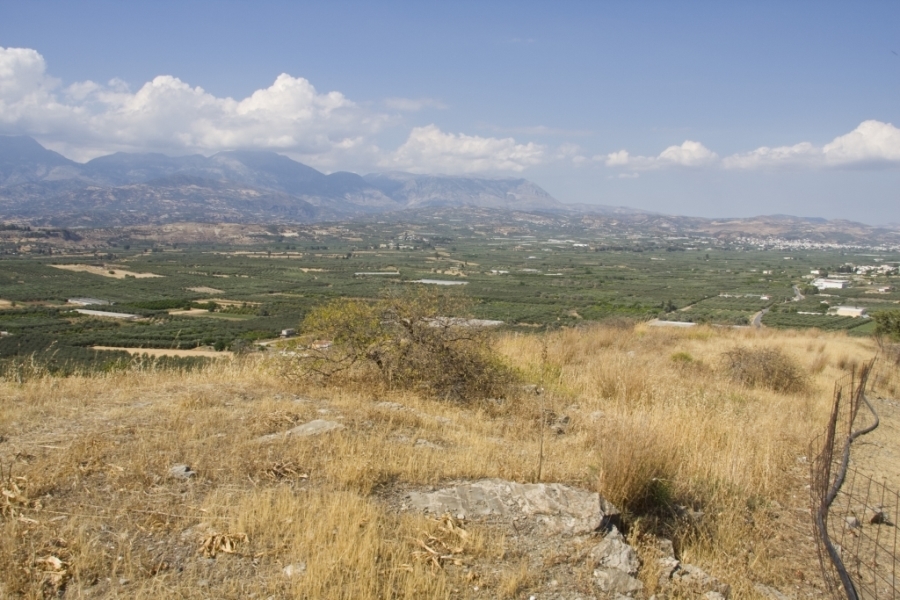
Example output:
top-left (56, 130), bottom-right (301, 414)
top-left (751, 308), bottom-right (769, 328)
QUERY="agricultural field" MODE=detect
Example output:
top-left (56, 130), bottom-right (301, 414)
top-left (1, 214), bottom-right (898, 374)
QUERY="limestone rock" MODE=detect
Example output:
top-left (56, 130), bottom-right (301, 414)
top-left (405, 478), bottom-right (619, 535)
top-left (256, 419), bottom-right (344, 442)
top-left (594, 566), bottom-right (644, 595)
top-left (669, 563), bottom-right (731, 598)
top-left (168, 464), bottom-right (196, 480)
top-left (283, 562), bottom-right (306, 577)
top-left (754, 582), bottom-right (792, 600)
top-left (591, 527), bottom-right (640, 576)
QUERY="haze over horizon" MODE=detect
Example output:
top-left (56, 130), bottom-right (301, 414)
top-left (1, 1), bottom-right (898, 225)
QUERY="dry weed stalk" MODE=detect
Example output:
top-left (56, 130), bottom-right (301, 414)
top-left (411, 513), bottom-right (470, 571)
top-left (199, 532), bottom-right (248, 558)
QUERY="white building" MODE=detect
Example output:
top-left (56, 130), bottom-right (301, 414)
top-left (812, 278), bottom-right (850, 290)
top-left (829, 306), bottom-right (867, 318)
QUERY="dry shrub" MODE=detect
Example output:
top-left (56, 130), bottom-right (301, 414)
top-left (593, 419), bottom-right (681, 516)
top-left (297, 288), bottom-right (517, 401)
top-left (721, 346), bottom-right (806, 393)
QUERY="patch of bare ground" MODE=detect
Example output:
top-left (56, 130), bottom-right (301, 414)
top-left (0, 326), bottom-right (888, 598)
top-left (90, 346), bottom-right (233, 358)
top-left (50, 264), bottom-right (162, 279)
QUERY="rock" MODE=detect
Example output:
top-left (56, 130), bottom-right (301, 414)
top-left (869, 505), bottom-right (891, 525)
top-left (168, 464), bottom-right (196, 480)
top-left (376, 401), bottom-right (406, 411)
top-left (594, 566), bottom-right (644, 595)
top-left (591, 527), bottom-right (640, 576)
top-left (655, 537), bottom-right (676, 559)
top-left (845, 515), bottom-right (861, 529)
top-left (405, 478), bottom-right (619, 535)
top-left (668, 563), bottom-right (731, 598)
top-left (754, 582), bottom-right (793, 599)
top-left (414, 438), bottom-right (442, 449)
top-left (658, 556), bottom-right (681, 587)
top-left (283, 562), bottom-right (306, 577)
top-left (287, 419), bottom-right (344, 437)
top-left (256, 419), bottom-right (344, 442)
top-left (703, 592), bottom-right (726, 600)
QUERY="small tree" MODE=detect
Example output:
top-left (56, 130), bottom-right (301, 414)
top-left (873, 309), bottom-right (900, 342)
top-left (297, 288), bottom-right (514, 401)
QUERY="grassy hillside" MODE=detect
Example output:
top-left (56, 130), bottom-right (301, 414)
top-left (0, 324), bottom-right (889, 598)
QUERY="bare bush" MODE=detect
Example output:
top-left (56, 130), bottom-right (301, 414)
top-left (721, 346), bottom-right (806, 393)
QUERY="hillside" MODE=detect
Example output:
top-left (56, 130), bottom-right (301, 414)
top-left (1, 324), bottom-right (894, 598)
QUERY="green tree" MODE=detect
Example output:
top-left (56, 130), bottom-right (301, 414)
top-left (873, 309), bottom-right (900, 341)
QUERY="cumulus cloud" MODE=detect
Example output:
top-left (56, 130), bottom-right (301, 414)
top-left (603, 121), bottom-right (900, 172)
top-left (382, 124), bottom-right (545, 174)
top-left (0, 46), bottom-right (391, 165)
top-left (598, 140), bottom-right (717, 170)
top-left (0, 46), bottom-right (552, 175)
top-left (822, 120), bottom-right (900, 166)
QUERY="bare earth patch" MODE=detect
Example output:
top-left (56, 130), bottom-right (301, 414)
top-left (186, 286), bottom-right (224, 294)
top-left (50, 264), bottom-right (163, 279)
top-left (91, 346), bottom-right (233, 358)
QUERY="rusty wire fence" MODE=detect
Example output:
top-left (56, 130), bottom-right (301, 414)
top-left (811, 352), bottom-right (900, 599)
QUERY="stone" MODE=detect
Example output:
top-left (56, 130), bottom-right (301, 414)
top-left (594, 567), bottom-right (644, 595)
top-left (703, 593), bottom-right (726, 600)
top-left (376, 401), bottom-right (405, 411)
top-left (256, 419), bottom-right (344, 443)
top-left (590, 527), bottom-right (640, 576)
top-left (658, 556), bottom-right (681, 587)
top-left (869, 505), bottom-right (891, 525)
top-left (845, 515), bottom-right (861, 529)
top-left (283, 562), bottom-right (306, 577)
top-left (754, 583), bottom-right (792, 600)
top-left (656, 537), bottom-right (676, 559)
top-left (414, 438), bottom-right (443, 449)
top-left (669, 563), bottom-right (731, 598)
top-left (287, 420), bottom-right (344, 437)
top-left (405, 478), bottom-right (619, 535)
top-left (168, 464), bottom-right (196, 480)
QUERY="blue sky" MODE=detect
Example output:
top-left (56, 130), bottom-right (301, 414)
top-left (1, 1), bottom-right (899, 224)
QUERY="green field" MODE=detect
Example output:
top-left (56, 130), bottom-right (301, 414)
top-left (1, 216), bottom-right (898, 373)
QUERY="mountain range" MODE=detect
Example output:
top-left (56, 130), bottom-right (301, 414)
top-left (0, 136), bottom-right (566, 226)
top-left (1, 136), bottom-right (898, 246)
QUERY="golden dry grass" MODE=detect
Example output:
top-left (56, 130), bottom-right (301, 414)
top-left (0, 324), bottom-right (884, 598)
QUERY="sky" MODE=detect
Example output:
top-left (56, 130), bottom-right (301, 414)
top-left (1, 1), bottom-right (899, 224)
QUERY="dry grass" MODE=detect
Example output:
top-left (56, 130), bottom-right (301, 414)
top-left (0, 324), bottom-right (884, 598)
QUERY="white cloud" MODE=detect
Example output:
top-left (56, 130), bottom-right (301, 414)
top-left (598, 140), bottom-right (717, 170)
top-left (723, 120), bottom-right (900, 169)
top-left (0, 46), bottom-right (550, 174)
top-left (602, 121), bottom-right (900, 172)
top-left (822, 120), bottom-right (900, 166)
top-left (382, 124), bottom-right (545, 174)
top-left (0, 46), bottom-right (387, 165)
top-left (721, 142), bottom-right (818, 169)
